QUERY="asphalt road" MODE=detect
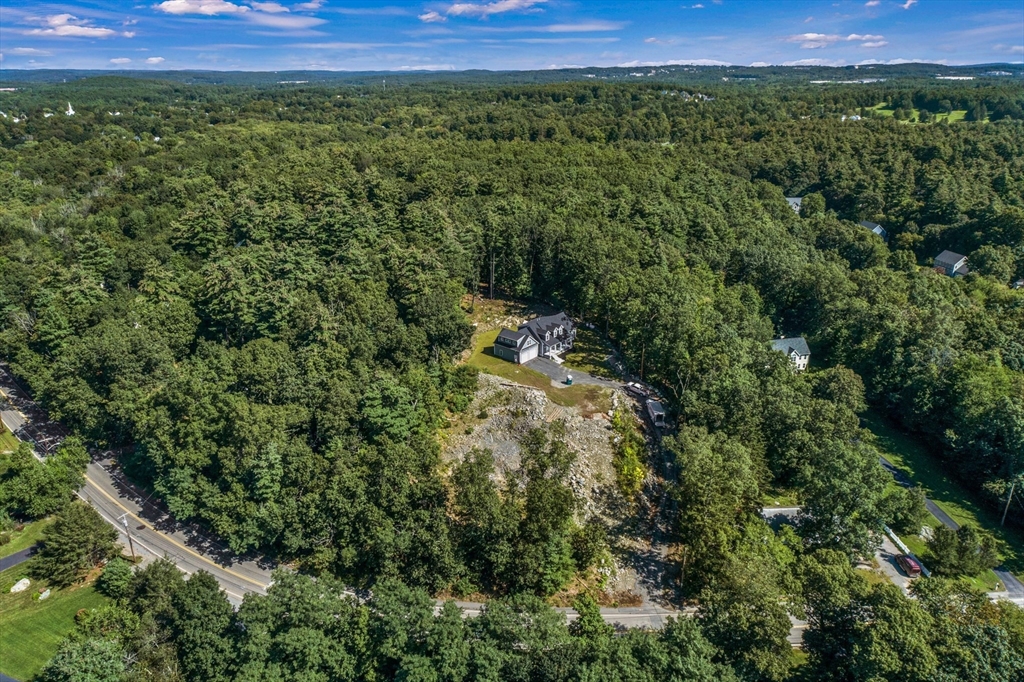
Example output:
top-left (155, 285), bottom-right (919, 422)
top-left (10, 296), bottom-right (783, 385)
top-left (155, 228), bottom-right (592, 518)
top-left (0, 363), bottom-right (809, 645)
top-left (79, 458), bottom-right (272, 604)
top-left (879, 454), bottom-right (1024, 603)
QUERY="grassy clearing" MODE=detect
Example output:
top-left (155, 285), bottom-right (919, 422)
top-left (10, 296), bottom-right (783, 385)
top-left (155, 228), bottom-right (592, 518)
top-left (863, 409), bottom-right (1023, 582)
top-left (857, 568), bottom-right (891, 586)
top-left (0, 423), bottom-right (19, 454)
top-left (866, 103), bottom-right (970, 124)
top-left (0, 517), bottom-right (52, 560)
top-left (762, 485), bottom-right (800, 508)
top-left (563, 327), bottom-right (618, 380)
top-left (0, 566), bottom-right (109, 681)
top-left (467, 329), bottom-right (612, 415)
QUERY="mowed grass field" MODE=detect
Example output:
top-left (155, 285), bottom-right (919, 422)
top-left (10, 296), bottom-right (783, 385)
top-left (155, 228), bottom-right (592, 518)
top-left (0, 566), bottom-right (109, 681)
top-left (0, 518), bottom-right (52, 560)
top-left (863, 410), bottom-right (1020, 589)
top-left (865, 103), bottom-right (970, 123)
top-left (468, 328), bottom-right (612, 415)
top-left (0, 423), bottom-right (19, 454)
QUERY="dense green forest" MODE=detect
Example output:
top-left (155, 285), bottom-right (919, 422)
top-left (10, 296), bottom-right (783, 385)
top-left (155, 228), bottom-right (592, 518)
top-left (2, 73), bottom-right (1023, 680)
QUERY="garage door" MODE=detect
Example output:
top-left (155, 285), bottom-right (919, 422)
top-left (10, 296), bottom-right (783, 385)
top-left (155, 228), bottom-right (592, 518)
top-left (520, 344), bottom-right (539, 363)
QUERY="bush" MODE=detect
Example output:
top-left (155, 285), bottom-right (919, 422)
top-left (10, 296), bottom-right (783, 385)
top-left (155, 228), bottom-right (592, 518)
top-left (880, 486), bottom-right (929, 535)
top-left (927, 524), bottom-right (1000, 578)
top-left (32, 502), bottom-right (118, 588)
top-left (97, 557), bottom-right (134, 600)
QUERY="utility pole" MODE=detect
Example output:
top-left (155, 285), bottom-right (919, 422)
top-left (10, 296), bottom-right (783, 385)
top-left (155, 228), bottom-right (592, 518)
top-left (118, 513), bottom-right (137, 562)
top-left (1002, 479), bottom-right (1017, 526)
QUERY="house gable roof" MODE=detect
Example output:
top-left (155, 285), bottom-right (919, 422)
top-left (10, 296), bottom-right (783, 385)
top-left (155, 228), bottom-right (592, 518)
top-left (771, 336), bottom-right (810, 357)
top-left (518, 312), bottom-right (574, 344)
top-left (859, 221), bottom-right (888, 238)
top-left (495, 328), bottom-right (534, 350)
top-left (935, 250), bottom-right (967, 268)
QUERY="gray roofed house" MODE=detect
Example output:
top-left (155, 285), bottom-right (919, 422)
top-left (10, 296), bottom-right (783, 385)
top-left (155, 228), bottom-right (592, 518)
top-left (518, 312), bottom-right (576, 359)
top-left (771, 336), bottom-right (811, 371)
top-left (859, 220), bottom-right (889, 242)
top-left (786, 197), bottom-right (802, 214)
top-left (933, 250), bottom-right (969, 277)
top-left (493, 328), bottom-right (540, 364)
top-left (1013, 279), bottom-right (1024, 290)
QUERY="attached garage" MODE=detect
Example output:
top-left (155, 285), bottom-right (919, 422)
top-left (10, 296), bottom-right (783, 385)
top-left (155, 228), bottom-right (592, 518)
top-left (493, 328), bottom-right (539, 364)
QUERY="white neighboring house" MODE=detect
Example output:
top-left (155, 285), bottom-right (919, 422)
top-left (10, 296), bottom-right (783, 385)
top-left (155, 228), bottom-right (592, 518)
top-left (66, 102), bottom-right (75, 116)
top-left (859, 220), bottom-right (889, 242)
top-left (771, 336), bottom-right (811, 371)
top-left (933, 250), bottom-right (969, 277)
top-left (786, 197), bottom-right (802, 214)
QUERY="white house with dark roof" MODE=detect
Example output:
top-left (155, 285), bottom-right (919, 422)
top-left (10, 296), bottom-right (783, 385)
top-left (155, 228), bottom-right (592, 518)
top-left (771, 336), bottom-right (811, 371)
top-left (518, 312), bottom-right (576, 358)
top-left (493, 312), bottom-right (577, 364)
top-left (859, 221), bottom-right (889, 242)
top-left (786, 197), bottom-right (802, 214)
top-left (933, 250), bottom-right (969, 277)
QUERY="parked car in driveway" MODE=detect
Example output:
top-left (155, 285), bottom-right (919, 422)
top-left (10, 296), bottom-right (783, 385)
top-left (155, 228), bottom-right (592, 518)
top-left (624, 382), bottom-right (647, 398)
top-left (896, 554), bottom-right (921, 578)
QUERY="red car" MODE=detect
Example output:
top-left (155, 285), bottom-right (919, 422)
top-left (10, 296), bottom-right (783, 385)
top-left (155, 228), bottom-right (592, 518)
top-left (896, 554), bottom-right (921, 578)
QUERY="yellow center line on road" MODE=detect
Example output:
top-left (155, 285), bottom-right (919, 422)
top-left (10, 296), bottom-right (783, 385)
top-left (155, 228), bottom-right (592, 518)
top-left (83, 472), bottom-right (270, 592)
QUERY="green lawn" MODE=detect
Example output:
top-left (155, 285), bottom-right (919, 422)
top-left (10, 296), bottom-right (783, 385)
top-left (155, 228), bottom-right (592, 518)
top-left (865, 103), bottom-right (970, 124)
top-left (0, 518), bottom-right (52, 560)
top-left (468, 329), bottom-right (612, 415)
top-left (563, 327), bottom-right (619, 380)
top-left (0, 423), bottom-right (19, 454)
top-left (0, 567), bottom-right (109, 681)
top-left (863, 409), bottom-right (1022, 585)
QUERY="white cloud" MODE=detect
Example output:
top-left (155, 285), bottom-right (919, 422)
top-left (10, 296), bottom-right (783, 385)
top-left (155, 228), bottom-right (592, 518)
top-left (861, 41), bottom-right (888, 48)
top-left (858, 57), bottom-right (948, 65)
top-left (447, 0), bottom-right (547, 19)
top-left (804, 16), bottom-right (813, 23)
top-left (419, 10), bottom-right (446, 22)
top-left (617, 58), bottom-right (731, 67)
top-left (785, 32), bottom-right (885, 49)
top-left (293, 0), bottom-right (324, 8)
top-left (146, 56), bottom-right (166, 63)
top-left (247, 12), bottom-right (326, 28)
top-left (24, 13), bottom-right (131, 38)
top-left (901, 0), bottom-right (917, 8)
top-left (250, 1), bottom-right (289, 12)
top-left (7, 47), bottom-right (53, 56)
top-left (782, 58), bottom-right (847, 66)
top-left (396, 63), bottom-right (456, 70)
top-left (503, 37), bottom-right (618, 44)
top-left (994, 44), bottom-right (1024, 54)
top-left (750, 62), bottom-right (770, 67)
top-left (540, 21), bottom-right (625, 32)
top-left (865, 0), bottom-right (880, 6)
top-left (110, 57), bottom-right (132, 64)
top-left (154, 1), bottom-right (250, 15)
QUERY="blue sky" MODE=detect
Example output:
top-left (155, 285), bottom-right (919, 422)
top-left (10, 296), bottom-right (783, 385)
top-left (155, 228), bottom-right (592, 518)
top-left (0, 1), bottom-right (1021, 71)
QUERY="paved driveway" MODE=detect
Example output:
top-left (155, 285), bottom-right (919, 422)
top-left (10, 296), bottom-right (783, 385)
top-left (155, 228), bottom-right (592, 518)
top-left (0, 546), bottom-right (36, 572)
top-left (525, 357), bottom-right (623, 388)
top-left (876, 534), bottom-right (915, 595)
